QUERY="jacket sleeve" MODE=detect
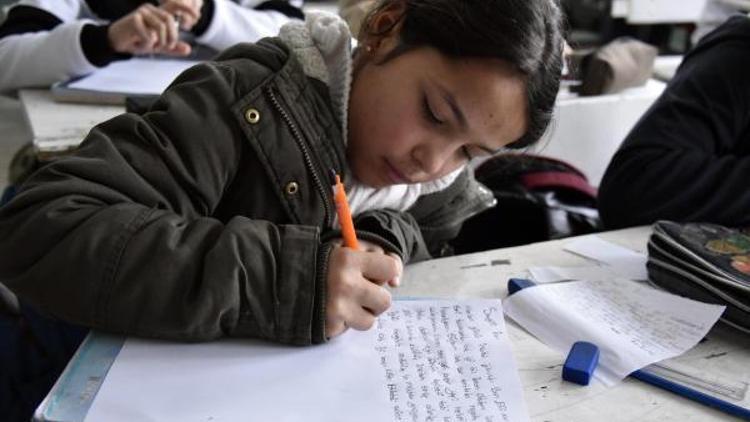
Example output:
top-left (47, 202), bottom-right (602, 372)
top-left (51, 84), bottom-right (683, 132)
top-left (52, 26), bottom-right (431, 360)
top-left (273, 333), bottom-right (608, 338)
top-left (0, 1), bottom-right (129, 92)
top-left (353, 209), bottom-right (431, 264)
top-left (0, 60), bottom-right (327, 345)
top-left (194, 0), bottom-right (302, 52)
top-left (353, 169), bottom-right (493, 263)
top-left (598, 26), bottom-right (750, 229)
top-left (0, 1), bottom-right (97, 92)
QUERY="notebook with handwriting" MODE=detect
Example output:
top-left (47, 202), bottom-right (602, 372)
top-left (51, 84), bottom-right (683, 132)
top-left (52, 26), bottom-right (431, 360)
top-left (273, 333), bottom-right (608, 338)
top-left (84, 299), bottom-right (528, 422)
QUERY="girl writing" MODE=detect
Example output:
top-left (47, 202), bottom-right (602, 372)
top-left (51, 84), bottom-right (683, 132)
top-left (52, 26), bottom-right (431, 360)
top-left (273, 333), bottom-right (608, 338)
top-left (0, 0), bottom-right (563, 344)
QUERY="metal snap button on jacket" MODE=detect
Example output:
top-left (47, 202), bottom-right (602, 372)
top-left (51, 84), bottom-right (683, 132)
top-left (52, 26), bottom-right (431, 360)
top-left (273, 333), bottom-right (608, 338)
top-left (244, 108), bottom-right (260, 124)
top-left (285, 181), bottom-right (299, 196)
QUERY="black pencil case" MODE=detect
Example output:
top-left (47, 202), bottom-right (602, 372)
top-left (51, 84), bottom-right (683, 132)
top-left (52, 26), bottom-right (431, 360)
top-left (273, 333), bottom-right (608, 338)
top-left (647, 220), bottom-right (750, 333)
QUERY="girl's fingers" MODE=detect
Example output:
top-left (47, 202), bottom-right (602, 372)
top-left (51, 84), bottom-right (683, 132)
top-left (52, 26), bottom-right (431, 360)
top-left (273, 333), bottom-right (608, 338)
top-left (361, 253), bottom-right (401, 284)
top-left (151, 7), bottom-right (179, 48)
top-left (142, 5), bottom-right (177, 49)
top-left (325, 319), bottom-right (347, 338)
top-left (358, 281), bottom-right (392, 316)
top-left (325, 246), bottom-right (399, 339)
top-left (166, 15), bottom-right (179, 49)
top-left (139, 9), bottom-right (167, 49)
top-left (133, 30), bottom-right (158, 53)
top-left (163, 40), bottom-right (191, 56)
top-left (386, 252), bottom-right (402, 286)
top-left (346, 307), bottom-right (376, 331)
top-left (131, 13), bottom-right (152, 45)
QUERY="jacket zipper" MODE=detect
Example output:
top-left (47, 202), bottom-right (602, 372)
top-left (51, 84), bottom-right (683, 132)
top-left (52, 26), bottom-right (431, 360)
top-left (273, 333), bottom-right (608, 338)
top-left (265, 86), bottom-right (333, 227)
top-left (316, 243), bottom-right (333, 340)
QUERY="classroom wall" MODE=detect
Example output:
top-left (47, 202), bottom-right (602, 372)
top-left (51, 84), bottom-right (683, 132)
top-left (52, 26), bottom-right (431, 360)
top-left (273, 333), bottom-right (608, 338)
top-left (535, 80), bottom-right (666, 187)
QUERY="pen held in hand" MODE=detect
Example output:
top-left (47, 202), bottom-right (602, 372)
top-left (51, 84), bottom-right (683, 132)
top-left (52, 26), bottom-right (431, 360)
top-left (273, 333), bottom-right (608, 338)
top-left (333, 174), bottom-right (360, 250)
top-left (173, 12), bottom-right (183, 31)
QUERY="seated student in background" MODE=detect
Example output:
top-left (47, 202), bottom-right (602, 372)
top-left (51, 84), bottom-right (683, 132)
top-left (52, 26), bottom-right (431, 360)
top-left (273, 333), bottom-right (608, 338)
top-left (598, 14), bottom-right (750, 230)
top-left (0, 0), bottom-right (304, 92)
top-left (0, 0), bottom-right (563, 344)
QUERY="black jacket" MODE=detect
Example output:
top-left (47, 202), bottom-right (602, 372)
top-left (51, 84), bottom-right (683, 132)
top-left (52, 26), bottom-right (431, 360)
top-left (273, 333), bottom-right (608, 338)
top-left (598, 16), bottom-right (750, 229)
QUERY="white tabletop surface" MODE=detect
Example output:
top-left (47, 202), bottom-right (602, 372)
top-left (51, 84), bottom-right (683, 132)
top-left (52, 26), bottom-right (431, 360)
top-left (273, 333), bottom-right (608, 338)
top-left (18, 89), bottom-right (123, 155)
top-left (399, 226), bottom-right (750, 421)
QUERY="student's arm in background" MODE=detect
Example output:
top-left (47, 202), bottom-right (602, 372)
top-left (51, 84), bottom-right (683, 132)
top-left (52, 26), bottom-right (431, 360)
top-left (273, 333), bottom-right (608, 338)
top-left (192, 0), bottom-right (304, 51)
top-left (0, 58), bottom-right (329, 345)
top-left (0, 0), bottom-right (197, 92)
top-left (0, 0), bottom-right (99, 92)
top-left (598, 17), bottom-right (750, 229)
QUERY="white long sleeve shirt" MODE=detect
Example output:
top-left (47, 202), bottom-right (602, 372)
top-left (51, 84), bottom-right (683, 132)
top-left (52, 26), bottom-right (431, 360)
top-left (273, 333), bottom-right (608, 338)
top-left (0, 0), bottom-right (304, 92)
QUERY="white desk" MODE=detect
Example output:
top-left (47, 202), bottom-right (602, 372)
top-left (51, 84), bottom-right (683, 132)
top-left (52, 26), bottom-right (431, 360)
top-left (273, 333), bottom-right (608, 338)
top-left (611, 0), bottom-right (709, 23)
top-left (0, 94), bottom-right (32, 188)
top-left (18, 89), bottom-right (123, 158)
top-left (399, 226), bottom-right (750, 421)
top-left (37, 226), bottom-right (750, 421)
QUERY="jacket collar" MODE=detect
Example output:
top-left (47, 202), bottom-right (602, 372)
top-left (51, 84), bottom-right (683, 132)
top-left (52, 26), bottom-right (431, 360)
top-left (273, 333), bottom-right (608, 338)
top-left (277, 12), bottom-right (465, 217)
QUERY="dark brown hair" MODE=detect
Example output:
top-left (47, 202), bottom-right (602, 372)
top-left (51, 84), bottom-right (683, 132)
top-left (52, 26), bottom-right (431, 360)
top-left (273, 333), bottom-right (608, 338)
top-left (359, 0), bottom-right (564, 148)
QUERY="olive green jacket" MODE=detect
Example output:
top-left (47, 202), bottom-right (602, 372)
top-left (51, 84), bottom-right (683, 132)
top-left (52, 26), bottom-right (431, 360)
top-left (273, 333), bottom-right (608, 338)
top-left (0, 38), bottom-right (494, 345)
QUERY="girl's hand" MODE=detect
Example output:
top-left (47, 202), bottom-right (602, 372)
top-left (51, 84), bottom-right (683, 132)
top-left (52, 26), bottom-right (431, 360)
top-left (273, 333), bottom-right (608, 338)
top-left (325, 242), bottom-right (403, 339)
top-left (355, 239), bottom-right (402, 287)
top-left (108, 4), bottom-right (191, 56)
top-left (159, 0), bottom-right (203, 31)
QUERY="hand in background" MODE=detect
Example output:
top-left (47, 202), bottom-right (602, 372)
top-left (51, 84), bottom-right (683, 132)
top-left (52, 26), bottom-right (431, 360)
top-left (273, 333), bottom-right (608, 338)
top-left (108, 3), bottom-right (191, 56)
top-left (325, 240), bottom-right (403, 339)
top-left (159, 0), bottom-right (204, 31)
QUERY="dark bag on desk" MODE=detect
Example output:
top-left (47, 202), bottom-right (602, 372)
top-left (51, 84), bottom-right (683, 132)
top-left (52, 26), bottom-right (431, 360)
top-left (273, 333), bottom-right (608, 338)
top-left (570, 37), bottom-right (658, 96)
top-left (450, 154), bottom-right (602, 254)
top-left (648, 221), bottom-right (750, 333)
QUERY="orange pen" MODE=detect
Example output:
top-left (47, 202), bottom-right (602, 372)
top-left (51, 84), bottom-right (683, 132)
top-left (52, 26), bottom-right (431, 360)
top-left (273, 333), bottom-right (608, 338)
top-left (333, 174), bottom-right (360, 250)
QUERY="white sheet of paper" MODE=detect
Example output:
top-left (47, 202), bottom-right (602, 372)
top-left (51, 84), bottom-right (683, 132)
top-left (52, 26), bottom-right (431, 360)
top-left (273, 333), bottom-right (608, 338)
top-left (564, 236), bottom-right (648, 280)
top-left (503, 279), bottom-right (725, 386)
top-left (527, 265), bottom-right (619, 284)
top-left (85, 329), bottom-right (389, 422)
top-left (85, 300), bottom-right (528, 422)
top-left (375, 300), bottom-right (529, 422)
top-left (527, 236), bottom-right (648, 284)
top-left (68, 58), bottom-right (200, 96)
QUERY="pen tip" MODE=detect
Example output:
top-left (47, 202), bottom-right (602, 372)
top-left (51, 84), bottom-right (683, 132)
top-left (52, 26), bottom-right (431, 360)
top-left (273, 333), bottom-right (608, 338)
top-left (329, 168), bottom-right (338, 184)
